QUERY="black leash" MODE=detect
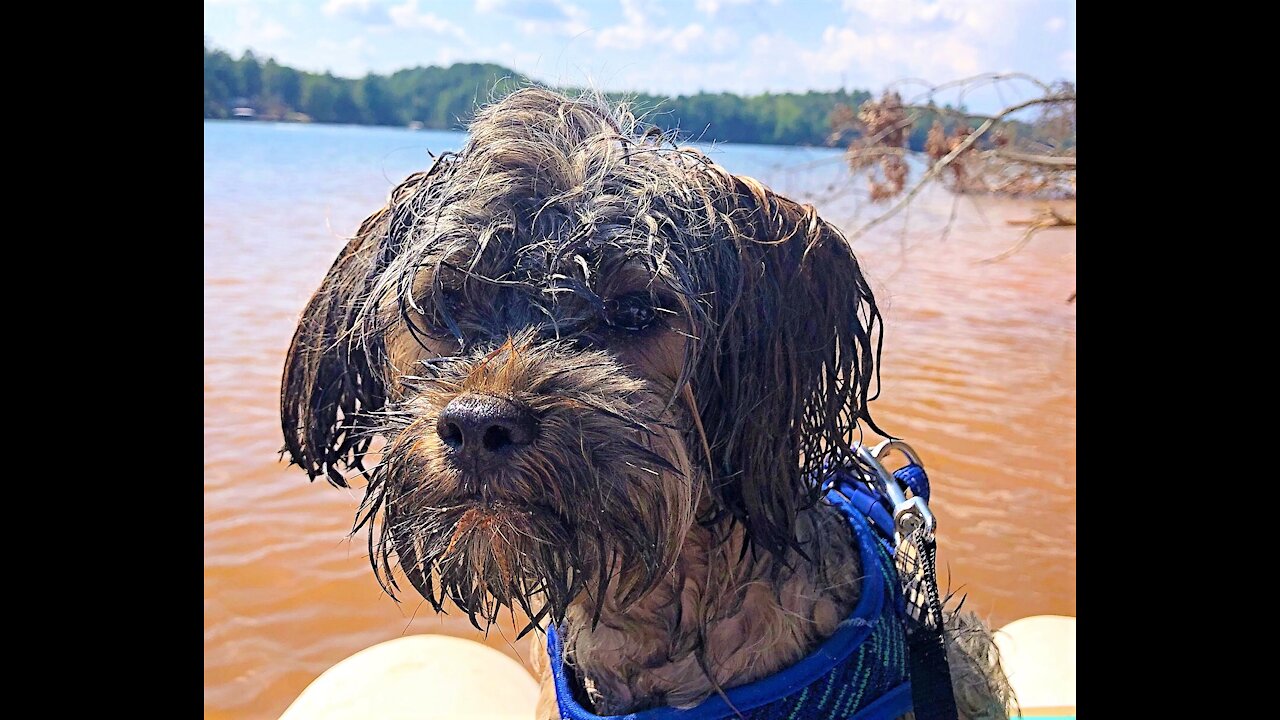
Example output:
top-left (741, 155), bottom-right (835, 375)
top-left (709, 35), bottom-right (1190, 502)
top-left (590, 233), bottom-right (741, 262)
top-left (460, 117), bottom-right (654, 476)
top-left (857, 441), bottom-right (960, 720)
top-left (901, 531), bottom-right (959, 720)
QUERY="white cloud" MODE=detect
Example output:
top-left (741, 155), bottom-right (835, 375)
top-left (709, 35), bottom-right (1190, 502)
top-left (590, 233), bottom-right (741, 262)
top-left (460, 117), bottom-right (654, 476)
top-left (804, 0), bottom-right (1039, 93)
top-left (226, 7), bottom-right (295, 48)
top-left (323, 0), bottom-right (372, 16)
top-left (1045, 16), bottom-right (1065, 33)
top-left (1058, 49), bottom-right (1075, 74)
top-left (520, 15), bottom-right (589, 37)
top-left (843, 0), bottom-right (937, 24)
top-left (627, 0), bottom-right (665, 19)
top-left (476, 0), bottom-right (578, 21)
top-left (595, 27), bottom-right (643, 50)
top-left (321, 0), bottom-right (468, 35)
top-left (471, 40), bottom-right (546, 77)
top-left (801, 24), bottom-right (981, 91)
top-left (749, 30), bottom-right (789, 55)
top-left (307, 35), bottom-right (375, 75)
top-left (318, 34), bottom-right (368, 54)
top-left (596, 0), bottom-right (735, 55)
top-left (259, 19), bottom-right (291, 42)
top-left (596, 21), bottom-right (735, 55)
top-left (669, 24), bottom-right (706, 53)
top-left (694, 0), bottom-right (757, 16)
top-left (321, 0), bottom-right (395, 24)
top-left (841, 0), bottom-right (1019, 42)
top-left (388, 0), bottom-right (467, 37)
top-left (475, 0), bottom-right (589, 37)
top-left (595, 0), bottom-right (649, 51)
top-left (706, 27), bottom-right (738, 54)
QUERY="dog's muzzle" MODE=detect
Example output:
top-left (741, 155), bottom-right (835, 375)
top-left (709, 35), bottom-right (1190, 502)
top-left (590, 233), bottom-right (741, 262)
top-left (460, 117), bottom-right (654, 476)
top-left (436, 393), bottom-right (539, 471)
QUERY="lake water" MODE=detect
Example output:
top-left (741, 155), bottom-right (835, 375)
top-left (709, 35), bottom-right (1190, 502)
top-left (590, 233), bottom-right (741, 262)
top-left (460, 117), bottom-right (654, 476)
top-left (204, 120), bottom-right (1076, 720)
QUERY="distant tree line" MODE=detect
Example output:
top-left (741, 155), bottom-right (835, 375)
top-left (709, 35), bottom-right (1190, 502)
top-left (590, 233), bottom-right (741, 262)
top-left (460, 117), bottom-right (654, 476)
top-left (206, 43), bottom-right (933, 148)
top-left (622, 88), bottom-right (873, 147)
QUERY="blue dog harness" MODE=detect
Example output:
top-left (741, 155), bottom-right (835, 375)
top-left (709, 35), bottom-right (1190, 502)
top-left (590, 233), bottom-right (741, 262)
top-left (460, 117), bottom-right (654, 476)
top-left (546, 442), bottom-right (949, 720)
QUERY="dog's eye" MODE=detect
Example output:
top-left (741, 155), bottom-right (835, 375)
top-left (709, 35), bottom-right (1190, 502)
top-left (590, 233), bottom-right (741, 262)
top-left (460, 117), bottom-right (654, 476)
top-left (605, 293), bottom-right (657, 331)
top-left (416, 289), bottom-right (462, 337)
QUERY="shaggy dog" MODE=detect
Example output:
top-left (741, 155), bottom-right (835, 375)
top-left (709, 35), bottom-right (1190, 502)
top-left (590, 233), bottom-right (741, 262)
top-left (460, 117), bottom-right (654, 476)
top-left (281, 88), bottom-right (1009, 719)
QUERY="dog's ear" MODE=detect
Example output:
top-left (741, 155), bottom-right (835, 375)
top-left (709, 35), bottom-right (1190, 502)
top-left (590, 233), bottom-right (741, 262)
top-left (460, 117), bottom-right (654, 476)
top-left (282, 165), bottom-right (447, 484)
top-left (693, 174), bottom-right (884, 558)
top-left (280, 202), bottom-right (398, 487)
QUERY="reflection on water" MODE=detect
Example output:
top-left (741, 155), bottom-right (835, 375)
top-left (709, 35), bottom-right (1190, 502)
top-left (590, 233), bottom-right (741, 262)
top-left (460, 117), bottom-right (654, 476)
top-left (204, 120), bottom-right (1074, 720)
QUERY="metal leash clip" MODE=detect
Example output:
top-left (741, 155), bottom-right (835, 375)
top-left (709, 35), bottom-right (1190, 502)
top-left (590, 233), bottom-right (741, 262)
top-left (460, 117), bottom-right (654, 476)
top-left (854, 440), bottom-right (936, 542)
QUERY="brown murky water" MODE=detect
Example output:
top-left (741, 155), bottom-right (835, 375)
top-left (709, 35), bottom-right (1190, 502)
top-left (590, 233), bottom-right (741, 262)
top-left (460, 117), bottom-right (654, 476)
top-left (204, 121), bottom-right (1074, 719)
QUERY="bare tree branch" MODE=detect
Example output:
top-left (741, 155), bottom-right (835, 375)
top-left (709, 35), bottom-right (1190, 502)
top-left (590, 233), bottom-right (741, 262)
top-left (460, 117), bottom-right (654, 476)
top-left (846, 94), bottom-right (1070, 242)
top-left (991, 150), bottom-right (1076, 167)
top-left (979, 207), bottom-right (1076, 264)
top-left (894, 72), bottom-right (1057, 103)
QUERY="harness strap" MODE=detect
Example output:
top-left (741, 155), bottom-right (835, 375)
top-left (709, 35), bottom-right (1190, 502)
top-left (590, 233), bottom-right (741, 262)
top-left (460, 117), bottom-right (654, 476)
top-left (892, 463), bottom-right (930, 503)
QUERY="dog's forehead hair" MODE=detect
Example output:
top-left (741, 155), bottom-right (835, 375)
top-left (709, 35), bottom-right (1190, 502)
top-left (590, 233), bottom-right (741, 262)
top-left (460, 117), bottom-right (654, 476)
top-left (362, 99), bottom-right (719, 357)
top-left (388, 231), bottom-right (685, 350)
top-left (379, 199), bottom-right (695, 379)
top-left (408, 237), bottom-right (673, 307)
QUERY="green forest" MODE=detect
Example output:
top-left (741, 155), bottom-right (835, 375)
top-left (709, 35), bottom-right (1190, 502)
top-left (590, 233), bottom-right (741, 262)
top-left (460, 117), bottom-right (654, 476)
top-left (204, 44), bottom-right (910, 149)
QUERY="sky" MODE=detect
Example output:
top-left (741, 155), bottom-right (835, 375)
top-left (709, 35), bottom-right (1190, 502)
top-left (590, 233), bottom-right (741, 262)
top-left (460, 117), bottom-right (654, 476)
top-left (204, 0), bottom-right (1075, 112)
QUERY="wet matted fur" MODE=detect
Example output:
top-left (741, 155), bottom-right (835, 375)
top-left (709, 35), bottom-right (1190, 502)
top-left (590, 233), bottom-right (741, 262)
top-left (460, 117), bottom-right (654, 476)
top-left (281, 87), bottom-right (1011, 718)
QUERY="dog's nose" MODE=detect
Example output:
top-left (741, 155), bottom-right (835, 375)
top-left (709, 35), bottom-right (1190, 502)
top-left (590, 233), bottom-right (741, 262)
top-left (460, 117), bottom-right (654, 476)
top-left (436, 394), bottom-right (538, 465)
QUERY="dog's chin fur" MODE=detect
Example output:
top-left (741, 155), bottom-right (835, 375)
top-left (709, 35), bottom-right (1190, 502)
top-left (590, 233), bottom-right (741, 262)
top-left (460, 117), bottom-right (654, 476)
top-left (281, 87), bottom-right (1012, 718)
top-left (560, 501), bottom-right (862, 713)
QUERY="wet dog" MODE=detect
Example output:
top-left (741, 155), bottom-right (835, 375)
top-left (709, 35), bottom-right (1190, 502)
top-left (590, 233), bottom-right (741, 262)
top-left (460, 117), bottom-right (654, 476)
top-left (281, 88), bottom-right (1009, 718)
